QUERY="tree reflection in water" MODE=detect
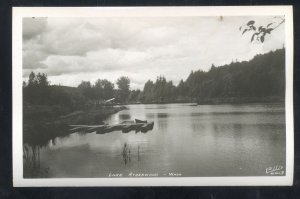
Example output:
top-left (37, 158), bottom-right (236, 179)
top-left (23, 122), bottom-right (71, 178)
top-left (23, 144), bottom-right (49, 178)
top-left (23, 121), bottom-right (154, 177)
top-left (122, 143), bottom-right (131, 165)
top-left (137, 145), bottom-right (140, 161)
top-left (122, 143), bottom-right (142, 165)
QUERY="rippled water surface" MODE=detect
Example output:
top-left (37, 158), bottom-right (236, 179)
top-left (27, 103), bottom-right (286, 177)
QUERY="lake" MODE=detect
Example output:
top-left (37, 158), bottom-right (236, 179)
top-left (24, 103), bottom-right (286, 178)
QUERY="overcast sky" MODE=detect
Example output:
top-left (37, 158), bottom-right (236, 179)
top-left (23, 16), bottom-right (285, 89)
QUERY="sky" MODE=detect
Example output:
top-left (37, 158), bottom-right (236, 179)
top-left (23, 16), bottom-right (285, 89)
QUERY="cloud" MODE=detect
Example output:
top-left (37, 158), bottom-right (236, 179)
top-left (22, 16), bottom-right (285, 89)
top-left (23, 17), bottom-right (48, 40)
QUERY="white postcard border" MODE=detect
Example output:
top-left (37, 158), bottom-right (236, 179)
top-left (13, 6), bottom-right (294, 187)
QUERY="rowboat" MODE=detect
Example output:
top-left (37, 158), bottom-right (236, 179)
top-left (70, 119), bottom-right (154, 134)
top-left (135, 119), bottom-right (147, 124)
top-left (141, 122), bottom-right (154, 133)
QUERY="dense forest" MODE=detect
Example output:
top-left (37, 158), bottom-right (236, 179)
top-left (141, 48), bottom-right (285, 103)
top-left (23, 48), bottom-right (285, 109)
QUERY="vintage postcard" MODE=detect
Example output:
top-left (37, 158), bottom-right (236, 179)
top-left (13, 6), bottom-right (294, 186)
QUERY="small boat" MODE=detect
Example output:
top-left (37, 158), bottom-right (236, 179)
top-left (122, 125), bottom-right (134, 133)
top-left (87, 125), bottom-right (107, 133)
top-left (96, 129), bottom-right (106, 134)
top-left (148, 122), bottom-right (154, 129)
top-left (121, 120), bottom-right (135, 124)
top-left (69, 126), bottom-right (86, 133)
top-left (86, 127), bottom-right (99, 133)
top-left (95, 125), bottom-right (108, 134)
top-left (135, 129), bottom-right (141, 133)
top-left (135, 119), bottom-right (147, 124)
top-left (104, 125), bottom-right (119, 133)
top-left (70, 121), bottom-right (154, 135)
top-left (141, 122), bottom-right (154, 133)
top-left (140, 124), bottom-right (148, 133)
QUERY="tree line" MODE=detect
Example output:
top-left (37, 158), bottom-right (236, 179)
top-left (23, 74), bottom-right (132, 107)
top-left (139, 48), bottom-right (285, 103)
top-left (23, 48), bottom-right (285, 107)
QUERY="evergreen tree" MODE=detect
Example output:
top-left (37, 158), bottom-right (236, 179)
top-left (116, 76), bottom-right (130, 103)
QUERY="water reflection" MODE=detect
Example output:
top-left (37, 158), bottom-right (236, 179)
top-left (23, 144), bottom-right (49, 178)
top-left (145, 106), bottom-right (168, 109)
top-left (119, 114), bottom-right (131, 120)
top-left (23, 119), bottom-right (154, 177)
top-left (158, 120), bottom-right (168, 131)
top-left (23, 122), bottom-right (69, 147)
top-left (122, 143), bottom-right (131, 165)
top-left (157, 113), bottom-right (169, 118)
top-left (191, 122), bottom-right (205, 133)
top-left (121, 143), bottom-right (142, 165)
top-left (23, 103), bottom-right (286, 178)
top-left (146, 113), bottom-right (155, 118)
top-left (138, 145), bottom-right (141, 161)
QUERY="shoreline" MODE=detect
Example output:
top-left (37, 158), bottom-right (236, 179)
top-left (126, 96), bottom-right (284, 106)
top-left (23, 97), bottom-right (284, 146)
top-left (23, 105), bottom-right (126, 146)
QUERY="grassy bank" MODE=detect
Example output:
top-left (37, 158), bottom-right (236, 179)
top-left (23, 105), bottom-right (126, 146)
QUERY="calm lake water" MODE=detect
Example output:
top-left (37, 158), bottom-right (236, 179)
top-left (25, 103), bottom-right (286, 178)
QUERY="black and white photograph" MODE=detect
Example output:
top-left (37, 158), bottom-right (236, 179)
top-left (12, 6), bottom-right (294, 186)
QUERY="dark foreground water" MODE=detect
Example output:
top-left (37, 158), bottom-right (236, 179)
top-left (24, 103), bottom-right (286, 178)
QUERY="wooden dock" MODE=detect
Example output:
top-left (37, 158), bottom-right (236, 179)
top-left (69, 120), bottom-right (154, 134)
